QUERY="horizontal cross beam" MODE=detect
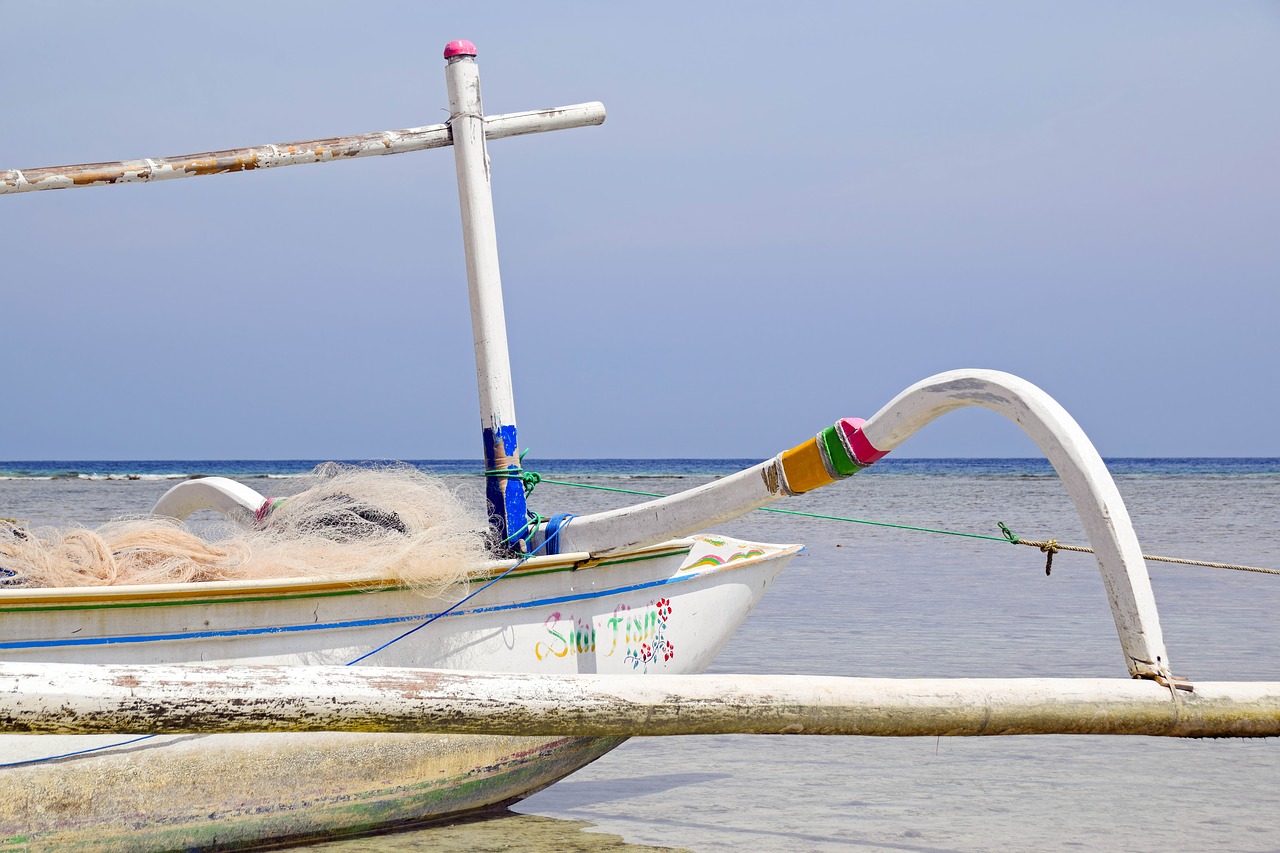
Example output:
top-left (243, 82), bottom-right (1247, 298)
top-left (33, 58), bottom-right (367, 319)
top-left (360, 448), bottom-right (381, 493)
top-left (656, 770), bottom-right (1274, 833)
top-left (1, 101), bottom-right (604, 195)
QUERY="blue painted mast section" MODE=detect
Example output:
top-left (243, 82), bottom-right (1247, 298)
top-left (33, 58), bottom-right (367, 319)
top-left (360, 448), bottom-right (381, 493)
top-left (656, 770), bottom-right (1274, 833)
top-left (444, 41), bottom-right (529, 552)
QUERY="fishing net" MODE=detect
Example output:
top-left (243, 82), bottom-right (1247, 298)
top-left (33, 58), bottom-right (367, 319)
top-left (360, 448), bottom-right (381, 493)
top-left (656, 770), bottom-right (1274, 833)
top-left (0, 463), bottom-right (492, 592)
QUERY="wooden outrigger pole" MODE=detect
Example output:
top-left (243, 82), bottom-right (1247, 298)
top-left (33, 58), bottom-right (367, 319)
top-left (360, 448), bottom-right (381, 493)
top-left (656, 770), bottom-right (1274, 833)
top-left (2, 663), bottom-right (1278, 739)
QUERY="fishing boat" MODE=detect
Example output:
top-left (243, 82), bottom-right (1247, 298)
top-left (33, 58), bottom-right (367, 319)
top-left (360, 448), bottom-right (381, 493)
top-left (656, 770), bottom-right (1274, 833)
top-left (2, 40), bottom-right (1277, 853)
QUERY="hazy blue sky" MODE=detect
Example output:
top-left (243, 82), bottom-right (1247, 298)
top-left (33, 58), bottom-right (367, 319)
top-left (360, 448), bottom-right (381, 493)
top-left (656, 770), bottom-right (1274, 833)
top-left (3, 2), bottom-right (1278, 460)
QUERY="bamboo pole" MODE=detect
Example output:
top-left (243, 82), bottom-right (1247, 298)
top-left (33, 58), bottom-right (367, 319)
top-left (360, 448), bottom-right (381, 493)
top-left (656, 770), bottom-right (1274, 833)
top-left (2, 662), bottom-right (1277, 739)
top-left (0, 102), bottom-right (605, 195)
top-left (444, 40), bottom-right (528, 551)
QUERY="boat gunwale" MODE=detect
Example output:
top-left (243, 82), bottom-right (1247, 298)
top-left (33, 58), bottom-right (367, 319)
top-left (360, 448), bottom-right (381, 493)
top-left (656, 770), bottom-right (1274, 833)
top-left (0, 537), bottom-right (798, 612)
top-left (0, 540), bottom-right (801, 650)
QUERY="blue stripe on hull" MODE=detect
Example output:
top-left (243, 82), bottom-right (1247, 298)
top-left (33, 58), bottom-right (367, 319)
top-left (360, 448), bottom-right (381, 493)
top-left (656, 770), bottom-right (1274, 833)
top-left (0, 570), bottom-right (707, 651)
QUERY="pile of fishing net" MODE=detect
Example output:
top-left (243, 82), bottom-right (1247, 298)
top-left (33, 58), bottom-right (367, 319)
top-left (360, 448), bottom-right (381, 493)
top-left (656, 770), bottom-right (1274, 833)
top-left (0, 464), bottom-right (492, 592)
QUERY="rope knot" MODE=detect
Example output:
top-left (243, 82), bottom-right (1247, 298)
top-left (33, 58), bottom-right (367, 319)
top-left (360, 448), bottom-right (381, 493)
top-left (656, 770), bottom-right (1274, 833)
top-left (518, 470), bottom-right (542, 495)
top-left (484, 467), bottom-right (541, 495)
top-left (1039, 539), bottom-right (1059, 575)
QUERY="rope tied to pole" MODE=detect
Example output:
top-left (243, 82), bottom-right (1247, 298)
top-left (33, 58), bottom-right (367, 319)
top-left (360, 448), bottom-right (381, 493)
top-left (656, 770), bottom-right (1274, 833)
top-left (484, 468), bottom-right (542, 497)
top-left (484, 458), bottom-right (549, 552)
top-left (1037, 539), bottom-right (1060, 575)
top-left (1004, 522), bottom-right (1065, 573)
top-left (997, 523), bottom-right (1280, 577)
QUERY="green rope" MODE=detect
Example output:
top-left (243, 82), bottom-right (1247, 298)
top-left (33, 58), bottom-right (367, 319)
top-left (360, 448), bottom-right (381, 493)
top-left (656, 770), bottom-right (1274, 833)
top-left (482, 454), bottom-right (546, 551)
top-left (753, 505), bottom-right (1011, 541)
top-left (484, 467), bottom-right (543, 497)
top-left (468, 468), bottom-right (1278, 576)
top-left (489, 471), bottom-right (1009, 541)
top-left (537, 478), bottom-right (665, 499)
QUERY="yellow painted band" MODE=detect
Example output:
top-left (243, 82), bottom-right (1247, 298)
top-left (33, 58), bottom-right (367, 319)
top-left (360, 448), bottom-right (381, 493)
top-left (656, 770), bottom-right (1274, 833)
top-left (780, 437), bottom-right (837, 494)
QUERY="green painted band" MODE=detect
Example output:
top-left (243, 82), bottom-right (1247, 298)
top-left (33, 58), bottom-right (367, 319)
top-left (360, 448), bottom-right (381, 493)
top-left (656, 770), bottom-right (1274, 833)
top-left (820, 425), bottom-right (862, 477)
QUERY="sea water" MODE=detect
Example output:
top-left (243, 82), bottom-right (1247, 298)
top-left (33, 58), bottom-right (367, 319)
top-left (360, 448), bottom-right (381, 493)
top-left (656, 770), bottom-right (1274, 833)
top-left (2, 459), bottom-right (1278, 852)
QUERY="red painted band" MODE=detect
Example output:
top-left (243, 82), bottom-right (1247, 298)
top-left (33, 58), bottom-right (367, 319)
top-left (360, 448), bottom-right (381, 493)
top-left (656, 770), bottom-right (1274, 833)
top-left (837, 417), bottom-right (888, 465)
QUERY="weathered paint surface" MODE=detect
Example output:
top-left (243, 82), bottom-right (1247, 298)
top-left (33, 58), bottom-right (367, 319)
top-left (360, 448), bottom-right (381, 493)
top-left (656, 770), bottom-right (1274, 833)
top-left (3, 666), bottom-right (1279, 740)
top-left (0, 102), bottom-right (605, 195)
top-left (482, 424), bottom-right (527, 549)
top-left (0, 730), bottom-right (622, 852)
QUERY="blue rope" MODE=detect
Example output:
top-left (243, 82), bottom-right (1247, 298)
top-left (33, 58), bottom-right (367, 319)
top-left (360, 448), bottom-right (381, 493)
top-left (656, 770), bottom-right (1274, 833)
top-left (347, 513), bottom-right (574, 665)
top-left (542, 514), bottom-right (574, 557)
top-left (0, 734), bottom-right (156, 768)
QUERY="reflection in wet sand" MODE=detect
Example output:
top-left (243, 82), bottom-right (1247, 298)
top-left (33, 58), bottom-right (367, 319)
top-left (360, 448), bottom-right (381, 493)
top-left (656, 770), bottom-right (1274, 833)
top-left (303, 810), bottom-right (689, 852)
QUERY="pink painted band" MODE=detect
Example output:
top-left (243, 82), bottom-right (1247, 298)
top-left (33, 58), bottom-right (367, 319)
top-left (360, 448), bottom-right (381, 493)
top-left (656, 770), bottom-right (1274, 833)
top-left (254, 499), bottom-right (274, 523)
top-left (444, 40), bottom-right (477, 58)
top-left (837, 417), bottom-right (888, 465)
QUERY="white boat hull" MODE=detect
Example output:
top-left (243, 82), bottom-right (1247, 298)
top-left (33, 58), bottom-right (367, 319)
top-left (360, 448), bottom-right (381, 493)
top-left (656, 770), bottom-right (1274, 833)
top-left (0, 534), bottom-right (798, 850)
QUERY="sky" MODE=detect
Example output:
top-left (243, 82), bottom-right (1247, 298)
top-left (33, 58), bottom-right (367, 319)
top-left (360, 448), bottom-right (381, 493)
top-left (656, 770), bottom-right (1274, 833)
top-left (2, 2), bottom-right (1278, 461)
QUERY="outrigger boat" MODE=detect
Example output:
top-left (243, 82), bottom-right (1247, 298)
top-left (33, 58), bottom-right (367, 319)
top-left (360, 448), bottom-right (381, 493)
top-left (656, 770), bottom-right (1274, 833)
top-left (2, 41), bottom-right (1277, 852)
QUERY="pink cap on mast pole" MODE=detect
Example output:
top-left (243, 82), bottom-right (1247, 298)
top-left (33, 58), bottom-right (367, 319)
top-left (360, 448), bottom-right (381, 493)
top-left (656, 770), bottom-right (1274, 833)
top-left (444, 40), bottom-right (477, 58)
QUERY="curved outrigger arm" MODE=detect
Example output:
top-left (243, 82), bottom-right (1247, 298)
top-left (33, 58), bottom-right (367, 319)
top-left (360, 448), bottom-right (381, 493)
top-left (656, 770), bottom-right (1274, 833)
top-left (557, 369), bottom-right (1170, 682)
top-left (152, 477), bottom-right (269, 526)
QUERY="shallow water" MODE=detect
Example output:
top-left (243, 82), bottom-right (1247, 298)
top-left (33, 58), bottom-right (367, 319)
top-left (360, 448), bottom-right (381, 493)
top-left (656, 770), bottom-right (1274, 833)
top-left (3, 461), bottom-right (1278, 851)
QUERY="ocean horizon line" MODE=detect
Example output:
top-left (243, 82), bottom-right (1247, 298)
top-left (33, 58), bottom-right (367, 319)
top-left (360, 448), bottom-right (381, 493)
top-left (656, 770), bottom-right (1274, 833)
top-left (3, 457), bottom-right (1278, 482)
top-left (5, 455), bottom-right (1280, 463)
